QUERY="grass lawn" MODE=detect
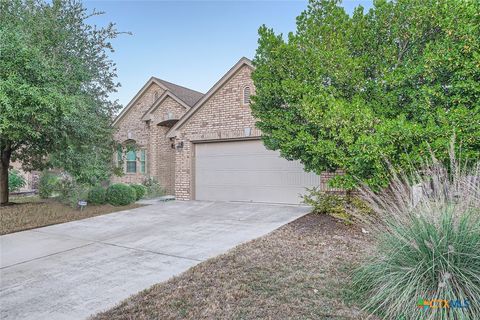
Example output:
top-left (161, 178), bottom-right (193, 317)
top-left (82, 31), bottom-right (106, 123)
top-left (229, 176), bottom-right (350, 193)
top-left (92, 213), bottom-right (376, 320)
top-left (0, 196), bottom-right (143, 235)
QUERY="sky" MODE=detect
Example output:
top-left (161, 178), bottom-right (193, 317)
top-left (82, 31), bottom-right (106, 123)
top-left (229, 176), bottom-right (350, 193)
top-left (84, 0), bottom-right (373, 107)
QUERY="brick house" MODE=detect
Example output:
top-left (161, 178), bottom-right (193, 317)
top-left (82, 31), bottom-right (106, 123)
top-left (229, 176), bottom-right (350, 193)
top-left (113, 57), bottom-right (336, 204)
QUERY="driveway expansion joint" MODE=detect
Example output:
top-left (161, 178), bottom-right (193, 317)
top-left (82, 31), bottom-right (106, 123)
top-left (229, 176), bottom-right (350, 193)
top-left (0, 243), bottom-right (95, 270)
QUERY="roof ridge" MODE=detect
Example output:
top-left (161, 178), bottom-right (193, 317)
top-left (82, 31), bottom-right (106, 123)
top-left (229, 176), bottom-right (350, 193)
top-left (153, 77), bottom-right (204, 95)
top-left (152, 77), bottom-right (204, 108)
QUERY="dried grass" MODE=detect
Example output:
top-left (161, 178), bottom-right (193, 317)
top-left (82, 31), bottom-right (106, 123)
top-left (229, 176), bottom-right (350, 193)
top-left (0, 196), bottom-right (142, 235)
top-left (92, 214), bottom-right (376, 320)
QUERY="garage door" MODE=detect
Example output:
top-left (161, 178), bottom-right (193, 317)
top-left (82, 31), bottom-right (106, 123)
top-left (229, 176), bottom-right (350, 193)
top-left (195, 140), bottom-right (320, 204)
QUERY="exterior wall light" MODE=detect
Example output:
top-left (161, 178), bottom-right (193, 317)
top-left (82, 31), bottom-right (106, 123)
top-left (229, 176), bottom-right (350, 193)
top-left (175, 141), bottom-right (184, 151)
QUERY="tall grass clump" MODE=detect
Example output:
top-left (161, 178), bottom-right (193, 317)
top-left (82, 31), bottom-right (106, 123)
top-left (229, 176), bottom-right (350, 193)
top-left (352, 149), bottom-right (480, 320)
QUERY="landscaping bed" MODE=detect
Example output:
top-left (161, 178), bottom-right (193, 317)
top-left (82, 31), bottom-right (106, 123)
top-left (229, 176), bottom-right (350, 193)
top-left (92, 213), bottom-right (375, 320)
top-left (0, 196), bottom-right (143, 235)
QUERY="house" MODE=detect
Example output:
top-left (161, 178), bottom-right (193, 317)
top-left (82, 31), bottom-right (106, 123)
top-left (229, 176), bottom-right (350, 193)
top-left (113, 57), bottom-right (336, 204)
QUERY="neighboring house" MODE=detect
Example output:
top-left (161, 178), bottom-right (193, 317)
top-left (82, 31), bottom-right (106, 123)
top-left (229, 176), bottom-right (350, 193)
top-left (113, 57), bottom-right (338, 204)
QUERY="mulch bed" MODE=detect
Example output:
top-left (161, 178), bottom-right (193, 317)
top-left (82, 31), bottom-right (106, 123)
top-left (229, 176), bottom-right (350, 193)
top-left (92, 213), bottom-right (375, 320)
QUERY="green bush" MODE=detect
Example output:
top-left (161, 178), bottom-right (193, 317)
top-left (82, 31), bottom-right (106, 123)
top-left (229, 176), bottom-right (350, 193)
top-left (38, 171), bottom-right (58, 198)
top-left (142, 177), bottom-right (165, 199)
top-left (352, 154), bottom-right (480, 319)
top-left (56, 175), bottom-right (89, 208)
top-left (302, 188), bottom-right (372, 224)
top-left (106, 183), bottom-right (136, 206)
top-left (8, 169), bottom-right (26, 192)
top-left (88, 185), bottom-right (106, 205)
top-left (130, 184), bottom-right (146, 201)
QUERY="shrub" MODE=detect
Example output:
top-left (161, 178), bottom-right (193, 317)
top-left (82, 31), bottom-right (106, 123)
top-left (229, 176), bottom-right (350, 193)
top-left (352, 153), bottom-right (480, 319)
top-left (106, 183), bottom-right (136, 206)
top-left (56, 174), bottom-right (89, 208)
top-left (302, 188), bottom-right (373, 224)
top-left (38, 171), bottom-right (58, 198)
top-left (142, 177), bottom-right (165, 199)
top-left (8, 169), bottom-right (26, 192)
top-left (130, 184), bottom-right (146, 201)
top-left (88, 185), bottom-right (106, 205)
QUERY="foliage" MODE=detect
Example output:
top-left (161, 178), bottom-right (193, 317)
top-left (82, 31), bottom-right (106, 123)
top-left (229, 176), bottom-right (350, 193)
top-left (302, 188), bottom-right (373, 223)
top-left (142, 177), bottom-right (165, 199)
top-left (8, 169), bottom-right (26, 192)
top-left (88, 185), bottom-right (107, 205)
top-left (130, 184), bottom-right (146, 201)
top-left (252, 0), bottom-right (480, 190)
top-left (351, 153), bottom-right (480, 319)
top-left (106, 183), bottom-right (136, 206)
top-left (56, 173), bottom-right (89, 208)
top-left (0, 0), bottom-right (125, 203)
top-left (38, 171), bottom-right (58, 199)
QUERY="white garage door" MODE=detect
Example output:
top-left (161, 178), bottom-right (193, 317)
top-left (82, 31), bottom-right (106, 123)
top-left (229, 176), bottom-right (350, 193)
top-left (195, 140), bottom-right (320, 204)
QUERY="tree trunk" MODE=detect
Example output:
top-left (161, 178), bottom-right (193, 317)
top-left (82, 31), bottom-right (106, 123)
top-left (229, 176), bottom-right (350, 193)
top-left (0, 146), bottom-right (11, 205)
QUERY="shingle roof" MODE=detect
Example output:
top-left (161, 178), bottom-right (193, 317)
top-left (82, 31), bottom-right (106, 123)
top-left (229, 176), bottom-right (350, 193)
top-left (153, 77), bottom-right (204, 107)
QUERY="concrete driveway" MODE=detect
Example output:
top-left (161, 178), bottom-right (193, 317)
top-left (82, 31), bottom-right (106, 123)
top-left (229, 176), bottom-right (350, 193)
top-left (0, 200), bottom-right (309, 320)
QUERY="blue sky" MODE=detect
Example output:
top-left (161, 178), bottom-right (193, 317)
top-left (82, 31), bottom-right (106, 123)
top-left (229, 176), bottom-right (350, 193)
top-left (84, 0), bottom-right (373, 107)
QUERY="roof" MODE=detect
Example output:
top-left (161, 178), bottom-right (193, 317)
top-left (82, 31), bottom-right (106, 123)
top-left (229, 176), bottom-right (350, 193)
top-left (153, 78), bottom-right (203, 107)
top-left (112, 77), bottom-right (203, 127)
top-left (166, 57), bottom-right (254, 138)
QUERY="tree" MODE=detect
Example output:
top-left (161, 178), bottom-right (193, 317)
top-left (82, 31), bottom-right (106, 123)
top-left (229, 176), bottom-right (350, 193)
top-left (252, 0), bottom-right (480, 190)
top-left (0, 0), bottom-right (123, 204)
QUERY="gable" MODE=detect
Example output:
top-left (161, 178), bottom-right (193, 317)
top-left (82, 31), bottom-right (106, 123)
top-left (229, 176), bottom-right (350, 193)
top-left (141, 91), bottom-right (190, 122)
top-left (113, 79), bottom-right (166, 128)
top-left (148, 96), bottom-right (189, 126)
top-left (167, 57), bottom-right (254, 137)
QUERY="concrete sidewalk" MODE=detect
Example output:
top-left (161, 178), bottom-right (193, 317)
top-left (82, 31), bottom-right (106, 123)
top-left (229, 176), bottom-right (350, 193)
top-left (0, 200), bottom-right (309, 320)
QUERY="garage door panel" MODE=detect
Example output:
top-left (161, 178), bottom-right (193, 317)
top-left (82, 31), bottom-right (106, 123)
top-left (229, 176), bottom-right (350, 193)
top-left (196, 185), bottom-right (308, 204)
top-left (196, 170), bottom-right (318, 187)
top-left (196, 154), bottom-right (295, 170)
top-left (195, 140), bottom-right (319, 204)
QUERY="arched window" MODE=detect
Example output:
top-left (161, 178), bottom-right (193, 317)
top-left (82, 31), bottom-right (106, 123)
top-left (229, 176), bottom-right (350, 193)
top-left (243, 86), bottom-right (251, 105)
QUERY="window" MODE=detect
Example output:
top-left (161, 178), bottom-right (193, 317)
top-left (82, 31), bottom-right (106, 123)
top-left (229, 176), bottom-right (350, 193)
top-left (140, 150), bottom-right (146, 174)
top-left (116, 146), bottom-right (123, 168)
top-left (126, 150), bottom-right (137, 173)
top-left (243, 86), bottom-right (251, 105)
top-left (154, 91), bottom-right (159, 101)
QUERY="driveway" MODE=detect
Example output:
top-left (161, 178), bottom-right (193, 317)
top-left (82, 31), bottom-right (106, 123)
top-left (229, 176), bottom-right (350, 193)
top-left (0, 200), bottom-right (309, 320)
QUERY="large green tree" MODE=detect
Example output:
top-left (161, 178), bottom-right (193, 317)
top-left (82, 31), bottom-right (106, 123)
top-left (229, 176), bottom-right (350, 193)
top-left (252, 0), bottom-right (480, 190)
top-left (0, 0), bottom-right (122, 204)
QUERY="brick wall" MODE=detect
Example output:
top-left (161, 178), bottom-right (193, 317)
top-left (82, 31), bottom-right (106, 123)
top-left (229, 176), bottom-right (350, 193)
top-left (112, 84), bottom-right (187, 193)
top-left (174, 65), bottom-right (259, 199)
top-left (149, 96), bottom-right (187, 194)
